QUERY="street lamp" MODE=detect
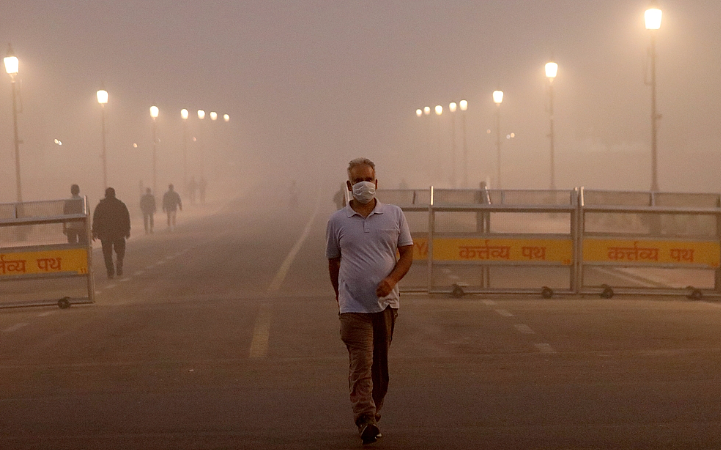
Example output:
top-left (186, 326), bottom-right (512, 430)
top-left (459, 100), bottom-right (468, 187)
top-left (4, 44), bottom-right (22, 203)
top-left (181, 108), bottom-right (189, 196)
top-left (645, 3), bottom-right (662, 192)
top-left (449, 102), bottom-right (457, 188)
top-left (493, 90), bottom-right (503, 188)
top-left (97, 88), bottom-right (109, 189)
top-left (223, 114), bottom-right (230, 122)
top-left (150, 105), bottom-right (159, 195)
top-left (197, 109), bottom-right (205, 178)
top-left (210, 111), bottom-right (218, 121)
top-left (545, 61), bottom-right (558, 190)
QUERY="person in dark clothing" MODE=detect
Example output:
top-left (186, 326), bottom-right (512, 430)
top-left (140, 187), bottom-right (156, 234)
top-left (92, 187), bottom-right (131, 279)
top-left (162, 184), bottom-right (182, 231)
top-left (63, 184), bottom-right (87, 244)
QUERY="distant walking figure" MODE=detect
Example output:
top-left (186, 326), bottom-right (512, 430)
top-left (140, 187), bottom-right (156, 234)
top-left (63, 184), bottom-right (87, 244)
top-left (92, 187), bottom-right (131, 279)
top-left (162, 184), bottom-right (183, 231)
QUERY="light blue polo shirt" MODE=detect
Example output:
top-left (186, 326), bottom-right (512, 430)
top-left (326, 200), bottom-right (413, 313)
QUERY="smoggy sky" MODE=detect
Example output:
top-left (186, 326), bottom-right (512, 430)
top-left (1, 1), bottom-right (720, 204)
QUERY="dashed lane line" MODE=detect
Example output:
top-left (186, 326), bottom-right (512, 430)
top-left (514, 324), bottom-right (536, 334)
top-left (534, 343), bottom-right (557, 354)
top-left (37, 311), bottom-right (55, 317)
top-left (482, 300), bottom-right (497, 306)
top-left (495, 309), bottom-right (514, 317)
top-left (3, 323), bottom-right (28, 333)
top-left (248, 303), bottom-right (272, 358)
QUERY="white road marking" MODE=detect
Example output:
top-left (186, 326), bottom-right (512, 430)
top-left (441, 268), bottom-right (452, 274)
top-left (534, 343), bottom-right (557, 354)
top-left (249, 303), bottom-right (272, 358)
top-left (514, 324), bottom-right (535, 334)
top-left (482, 300), bottom-right (497, 306)
top-left (267, 188), bottom-right (321, 292)
top-left (105, 283), bottom-right (117, 289)
top-left (133, 271), bottom-right (144, 276)
top-left (119, 278), bottom-right (131, 282)
top-left (37, 311), bottom-right (55, 317)
top-left (3, 323), bottom-right (28, 333)
top-left (448, 275), bottom-right (460, 280)
top-left (495, 309), bottom-right (514, 317)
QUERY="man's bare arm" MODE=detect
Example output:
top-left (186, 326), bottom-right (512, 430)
top-left (376, 245), bottom-right (414, 298)
top-left (328, 257), bottom-right (341, 302)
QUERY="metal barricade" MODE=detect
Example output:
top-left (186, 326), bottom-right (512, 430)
top-left (382, 187), bottom-right (577, 297)
top-left (578, 188), bottom-right (721, 299)
top-left (376, 189), bottom-right (430, 293)
top-left (0, 197), bottom-right (95, 309)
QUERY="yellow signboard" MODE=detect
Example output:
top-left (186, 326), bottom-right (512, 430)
top-left (411, 237), bottom-right (572, 265)
top-left (583, 238), bottom-right (720, 268)
top-left (0, 248), bottom-right (89, 277)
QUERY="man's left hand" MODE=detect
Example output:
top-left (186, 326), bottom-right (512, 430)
top-left (376, 277), bottom-right (395, 298)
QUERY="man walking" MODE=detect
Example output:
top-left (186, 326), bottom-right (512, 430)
top-left (92, 187), bottom-right (131, 279)
top-left (140, 187), bottom-right (156, 234)
top-left (63, 184), bottom-right (87, 244)
top-left (162, 184), bottom-right (182, 231)
top-left (325, 158), bottom-right (413, 444)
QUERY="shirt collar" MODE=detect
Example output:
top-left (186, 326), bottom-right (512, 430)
top-left (345, 200), bottom-right (384, 218)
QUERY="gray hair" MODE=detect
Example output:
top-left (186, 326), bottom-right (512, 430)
top-left (347, 157), bottom-right (376, 180)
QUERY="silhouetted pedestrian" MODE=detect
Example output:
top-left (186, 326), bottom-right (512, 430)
top-left (162, 184), bottom-right (182, 231)
top-left (140, 187), bottom-right (156, 234)
top-left (92, 187), bottom-right (131, 279)
top-left (63, 184), bottom-right (87, 244)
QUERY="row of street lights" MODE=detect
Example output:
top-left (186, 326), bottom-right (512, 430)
top-left (92, 91), bottom-right (230, 195)
top-left (2, 43), bottom-right (232, 203)
top-left (416, 100), bottom-right (469, 187)
top-left (415, 3), bottom-right (663, 191)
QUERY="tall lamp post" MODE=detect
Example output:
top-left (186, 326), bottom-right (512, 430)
top-left (434, 105), bottom-right (443, 183)
top-left (493, 90), bottom-right (504, 189)
top-left (545, 62), bottom-right (558, 190)
top-left (645, 3), bottom-right (662, 192)
top-left (97, 89), bottom-right (109, 189)
top-left (150, 105), bottom-right (159, 195)
top-left (459, 100), bottom-right (468, 188)
top-left (197, 110), bottom-right (206, 178)
top-left (4, 45), bottom-right (22, 203)
top-left (449, 102), bottom-right (457, 188)
top-left (181, 109), bottom-right (189, 195)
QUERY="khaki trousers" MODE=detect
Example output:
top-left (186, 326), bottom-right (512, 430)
top-left (339, 307), bottom-right (397, 425)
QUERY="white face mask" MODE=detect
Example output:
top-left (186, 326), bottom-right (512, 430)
top-left (351, 181), bottom-right (376, 204)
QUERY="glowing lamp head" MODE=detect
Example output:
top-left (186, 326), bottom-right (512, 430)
top-left (449, 102), bottom-right (457, 113)
top-left (416, 109), bottom-right (422, 117)
top-left (4, 44), bottom-right (18, 76)
top-left (434, 105), bottom-right (442, 115)
top-left (645, 7), bottom-right (662, 30)
top-left (210, 111), bottom-right (218, 121)
top-left (423, 106), bottom-right (430, 115)
top-left (96, 89), bottom-right (108, 104)
top-left (459, 100), bottom-right (468, 111)
top-left (223, 114), bottom-right (230, 122)
top-left (181, 109), bottom-right (189, 120)
top-left (545, 62), bottom-right (558, 80)
top-left (197, 110), bottom-right (205, 120)
top-left (493, 90), bottom-right (503, 105)
top-left (150, 105), bottom-right (159, 118)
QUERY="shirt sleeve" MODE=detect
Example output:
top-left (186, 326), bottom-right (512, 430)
top-left (397, 209), bottom-right (413, 247)
top-left (325, 216), bottom-right (341, 259)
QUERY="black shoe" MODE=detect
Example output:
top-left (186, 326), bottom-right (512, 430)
top-left (359, 422), bottom-right (380, 445)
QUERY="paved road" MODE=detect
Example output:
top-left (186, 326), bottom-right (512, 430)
top-left (2, 186), bottom-right (721, 449)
